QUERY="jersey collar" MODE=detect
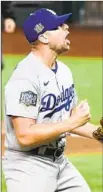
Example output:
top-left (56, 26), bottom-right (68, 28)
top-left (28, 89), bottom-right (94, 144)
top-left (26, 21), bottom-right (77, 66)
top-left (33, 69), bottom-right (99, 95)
top-left (51, 62), bottom-right (58, 74)
top-left (30, 52), bottom-right (58, 75)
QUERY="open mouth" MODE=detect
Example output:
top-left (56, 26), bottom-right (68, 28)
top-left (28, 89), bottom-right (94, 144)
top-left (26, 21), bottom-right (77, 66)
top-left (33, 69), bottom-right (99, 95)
top-left (65, 33), bottom-right (70, 44)
top-left (65, 36), bottom-right (70, 45)
top-left (66, 39), bottom-right (70, 44)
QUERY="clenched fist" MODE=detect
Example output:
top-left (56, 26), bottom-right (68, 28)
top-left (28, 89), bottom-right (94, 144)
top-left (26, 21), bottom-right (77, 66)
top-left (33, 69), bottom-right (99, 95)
top-left (70, 100), bottom-right (91, 129)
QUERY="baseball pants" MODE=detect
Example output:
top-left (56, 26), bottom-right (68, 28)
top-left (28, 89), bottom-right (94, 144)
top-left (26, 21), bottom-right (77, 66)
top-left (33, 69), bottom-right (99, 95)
top-left (2, 150), bottom-right (91, 192)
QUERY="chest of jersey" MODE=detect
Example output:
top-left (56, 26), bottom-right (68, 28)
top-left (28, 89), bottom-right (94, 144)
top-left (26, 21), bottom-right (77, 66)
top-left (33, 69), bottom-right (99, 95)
top-left (37, 73), bottom-right (75, 123)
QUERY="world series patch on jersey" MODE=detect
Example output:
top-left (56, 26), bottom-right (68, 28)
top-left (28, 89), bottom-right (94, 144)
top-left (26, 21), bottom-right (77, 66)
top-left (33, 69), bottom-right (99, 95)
top-left (19, 91), bottom-right (37, 107)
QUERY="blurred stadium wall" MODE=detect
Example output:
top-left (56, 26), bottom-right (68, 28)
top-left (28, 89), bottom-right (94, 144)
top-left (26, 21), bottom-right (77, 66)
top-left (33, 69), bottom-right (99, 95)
top-left (11, 1), bottom-right (103, 27)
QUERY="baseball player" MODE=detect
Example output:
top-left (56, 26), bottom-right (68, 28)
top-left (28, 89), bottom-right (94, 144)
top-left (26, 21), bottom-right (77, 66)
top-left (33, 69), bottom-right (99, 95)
top-left (3, 8), bottom-right (103, 192)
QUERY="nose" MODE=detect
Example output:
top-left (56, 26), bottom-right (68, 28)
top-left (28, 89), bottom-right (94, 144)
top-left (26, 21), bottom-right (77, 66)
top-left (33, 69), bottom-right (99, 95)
top-left (63, 23), bottom-right (69, 30)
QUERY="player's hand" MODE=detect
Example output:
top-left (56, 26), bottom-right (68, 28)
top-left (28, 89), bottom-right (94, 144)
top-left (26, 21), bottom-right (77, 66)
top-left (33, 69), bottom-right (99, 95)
top-left (70, 100), bottom-right (91, 129)
top-left (4, 18), bottom-right (16, 33)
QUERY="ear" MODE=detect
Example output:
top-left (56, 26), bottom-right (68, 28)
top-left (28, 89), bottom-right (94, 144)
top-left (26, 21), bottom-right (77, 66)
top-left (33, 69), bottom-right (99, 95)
top-left (38, 34), bottom-right (49, 44)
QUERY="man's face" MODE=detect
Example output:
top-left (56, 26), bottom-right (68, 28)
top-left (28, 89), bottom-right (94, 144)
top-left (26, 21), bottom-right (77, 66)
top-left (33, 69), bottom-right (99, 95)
top-left (47, 23), bottom-right (70, 54)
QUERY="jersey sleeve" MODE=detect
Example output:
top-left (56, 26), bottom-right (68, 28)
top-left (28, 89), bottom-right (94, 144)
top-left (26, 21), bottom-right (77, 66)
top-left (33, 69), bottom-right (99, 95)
top-left (5, 79), bottom-right (40, 119)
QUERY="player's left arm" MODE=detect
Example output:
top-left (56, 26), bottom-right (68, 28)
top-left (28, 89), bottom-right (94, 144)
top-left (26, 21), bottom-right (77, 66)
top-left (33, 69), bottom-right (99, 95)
top-left (70, 119), bottom-right (103, 143)
top-left (70, 122), bottom-right (98, 139)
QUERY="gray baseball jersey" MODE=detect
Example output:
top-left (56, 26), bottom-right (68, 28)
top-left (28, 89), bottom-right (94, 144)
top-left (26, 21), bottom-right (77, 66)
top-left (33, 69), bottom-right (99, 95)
top-left (4, 52), bottom-right (78, 152)
top-left (3, 52), bottom-right (91, 192)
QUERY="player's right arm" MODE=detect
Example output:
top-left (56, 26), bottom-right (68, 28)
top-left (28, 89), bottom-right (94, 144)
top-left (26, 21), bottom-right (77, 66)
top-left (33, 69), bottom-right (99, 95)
top-left (11, 104), bottom-right (90, 147)
top-left (5, 80), bottom-right (90, 148)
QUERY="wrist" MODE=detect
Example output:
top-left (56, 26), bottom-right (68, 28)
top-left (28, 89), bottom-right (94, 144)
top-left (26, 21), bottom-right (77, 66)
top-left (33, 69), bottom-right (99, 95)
top-left (66, 116), bottom-right (78, 131)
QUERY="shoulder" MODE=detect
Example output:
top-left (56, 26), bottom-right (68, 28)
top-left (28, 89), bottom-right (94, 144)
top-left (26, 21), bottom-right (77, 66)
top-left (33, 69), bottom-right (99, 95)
top-left (5, 54), bottom-right (40, 91)
top-left (7, 53), bottom-right (39, 83)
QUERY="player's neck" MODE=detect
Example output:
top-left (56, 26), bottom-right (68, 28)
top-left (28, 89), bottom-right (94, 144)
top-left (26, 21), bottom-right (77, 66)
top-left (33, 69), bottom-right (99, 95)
top-left (31, 48), bottom-right (58, 68)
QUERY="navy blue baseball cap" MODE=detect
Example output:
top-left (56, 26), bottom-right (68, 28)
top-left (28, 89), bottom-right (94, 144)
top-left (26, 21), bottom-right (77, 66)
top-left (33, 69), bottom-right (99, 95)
top-left (23, 8), bottom-right (72, 43)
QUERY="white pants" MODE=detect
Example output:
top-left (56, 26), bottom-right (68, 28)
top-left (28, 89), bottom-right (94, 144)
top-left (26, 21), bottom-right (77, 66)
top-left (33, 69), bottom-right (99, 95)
top-left (2, 150), bottom-right (91, 192)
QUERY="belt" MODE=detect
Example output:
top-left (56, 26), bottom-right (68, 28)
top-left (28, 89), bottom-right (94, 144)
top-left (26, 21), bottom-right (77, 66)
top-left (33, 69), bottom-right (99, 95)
top-left (29, 146), bottom-right (64, 160)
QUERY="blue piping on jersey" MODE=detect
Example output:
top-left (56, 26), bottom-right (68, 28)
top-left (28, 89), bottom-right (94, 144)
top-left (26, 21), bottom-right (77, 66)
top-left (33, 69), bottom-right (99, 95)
top-left (52, 62), bottom-right (58, 73)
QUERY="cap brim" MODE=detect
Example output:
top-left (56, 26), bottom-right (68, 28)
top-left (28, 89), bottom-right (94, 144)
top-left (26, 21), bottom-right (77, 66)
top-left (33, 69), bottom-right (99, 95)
top-left (56, 13), bottom-right (72, 26)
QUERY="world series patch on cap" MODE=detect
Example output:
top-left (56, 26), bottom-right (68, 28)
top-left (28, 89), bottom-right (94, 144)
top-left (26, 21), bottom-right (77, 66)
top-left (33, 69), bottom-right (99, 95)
top-left (19, 91), bottom-right (37, 106)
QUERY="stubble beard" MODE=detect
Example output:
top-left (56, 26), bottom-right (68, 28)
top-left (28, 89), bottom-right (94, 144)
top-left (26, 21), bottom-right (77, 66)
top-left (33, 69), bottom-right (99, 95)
top-left (50, 43), bottom-right (69, 55)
